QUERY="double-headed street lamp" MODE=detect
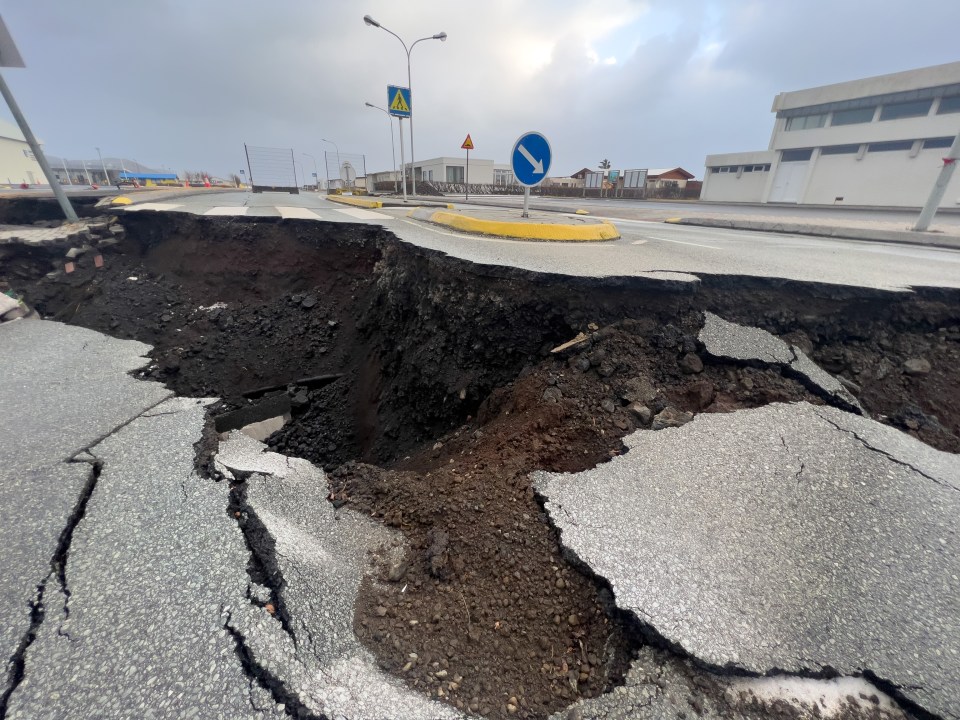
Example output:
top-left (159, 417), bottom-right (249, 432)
top-left (363, 14), bottom-right (446, 197)
top-left (365, 102), bottom-right (399, 195)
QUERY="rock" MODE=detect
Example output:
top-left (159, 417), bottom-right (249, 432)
top-left (301, 295), bottom-right (317, 309)
top-left (542, 387), bottom-right (563, 403)
top-left (679, 352), bottom-right (704, 374)
top-left (290, 390), bottom-right (309, 408)
top-left (598, 361), bottom-right (615, 378)
top-left (574, 356), bottom-right (591, 372)
top-left (875, 358), bottom-right (894, 380)
top-left (837, 376), bottom-right (861, 396)
top-left (628, 403), bottom-right (653, 425)
top-left (651, 407), bottom-right (694, 431)
top-left (904, 358), bottom-right (931, 376)
top-left (426, 529), bottom-right (452, 580)
top-left (682, 379), bottom-right (715, 411)
top-left (388, 560), bottom-right (409, 582)
top-left (65, 246), bottom-right (85, 259)
top-left (375, 605), bottom-right (388, 617)
top-left (160, 313), bottom-right (173, 323)
top-left (619, 376), bottom-right (658, 405)
top-left (600, 399), bottom-right (616, 413)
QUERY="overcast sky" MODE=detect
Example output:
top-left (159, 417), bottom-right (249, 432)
top-left (4, 1), bottom-right (960, 180)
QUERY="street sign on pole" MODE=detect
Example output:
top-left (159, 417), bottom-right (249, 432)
top-left (462, 134), bottom-right (473, 201)
top-left (511, 130), bottom-right (552, 218)
top-left (461, 134), bottom-right (474, 150)
top-left (387, 85), bottom-right (411, 118)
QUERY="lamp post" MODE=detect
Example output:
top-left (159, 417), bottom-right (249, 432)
top-left (321, 138), bottom-right (341, 189)
top-left (96, 146), bottom-right (109, 185)
top-left (363, 14), bottom-right (446, 197)
top-left (302, 153), bottom-right (319, 191)
top-left (365, 102), bottom-right (399, 195)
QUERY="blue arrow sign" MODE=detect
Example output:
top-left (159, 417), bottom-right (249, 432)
top-left (511, 131), bottom-right (552, 187)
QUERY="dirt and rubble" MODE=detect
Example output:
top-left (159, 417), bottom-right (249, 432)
top-left (2, 209), bottom-right (959, 719)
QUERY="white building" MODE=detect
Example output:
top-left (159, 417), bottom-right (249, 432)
top-left (0, 117), bottom-right (43, 186)
top-left (701, 62), bottom-right (960, 207)
top-left (407, 157), bottom-right (515, 186)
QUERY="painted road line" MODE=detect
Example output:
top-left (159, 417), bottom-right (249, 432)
top-left (648, 236), bottom-right (722, 250)
top-left (124, 203), bottom-right (184, 212)
top-left (631, 239), bottom-right (648, 245)
top-left (275, 206), bottom-right (323, 220)
top-left (203, 206), bottom-right (249, 216)
top-left (335, 208), bottom-right (394, 220)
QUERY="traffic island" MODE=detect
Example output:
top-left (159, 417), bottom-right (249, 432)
top-left (410, 206), bottom-right (620, 241)
top-left (327, 195), bottom-right (453, 210)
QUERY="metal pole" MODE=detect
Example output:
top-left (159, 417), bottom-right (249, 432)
top-left (913, 132), bottom-right (960, 232)
top-left (96, 146), bottom-right (108, 184)
top-left (244, 143), bottom-right (254, 186)
top-left (407, 51), bottom-right (415, 197)
top-left (522, 186), bottom-right (530, 218)
top-left (61, 159), bottom-right (71, 185)
top-left (465, 148), bottom-right (469, 201)
top-left (81, 159), bottom-right (91, 185)
top-left (397, 117), bottom-right (408, 202)
top-left (0, 70), bottom-right (77, 220)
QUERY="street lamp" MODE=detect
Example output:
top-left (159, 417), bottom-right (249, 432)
top-left (96, 146), bottom-right (108, 185)
top-left (365, 102), bottom-right (399, 195)
top-left (302, 153), bottom-right (319, 191)
top-left (363, 14), bottom-right (446, 197)
top-left (321, 138), bottom-right (341, 189)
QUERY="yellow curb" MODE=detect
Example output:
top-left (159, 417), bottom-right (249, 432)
top-left (664, 217), bottom-right (682, 223)
top-left (425, 211), bottom-right (619, 242)
top-left (326, 195), bottom-right (383, 209)
top-left (575, 209), bottom-right (589, 215)
top-left (110, 196), bottom-right (133, 205)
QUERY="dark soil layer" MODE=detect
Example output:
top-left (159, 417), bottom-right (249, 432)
top-left (3, 210), bottom-right (959, 719)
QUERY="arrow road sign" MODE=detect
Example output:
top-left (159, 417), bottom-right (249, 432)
top-left (511, 131), bottom-right (551, 187)
top-left (387, 85), bottom-right (411, 118)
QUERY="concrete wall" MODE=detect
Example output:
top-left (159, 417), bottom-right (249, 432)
top-left (412, 156), bottom-right (494, 184)
top-left (770, 107), bottom-right (960, 151)
top-left (701, 151), bottom-right (777, 203)
top-left (0, 136), bottom-right (43, 185)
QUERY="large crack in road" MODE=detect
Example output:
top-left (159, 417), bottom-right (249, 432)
top-left (2, 209), bottom-right (959, 719)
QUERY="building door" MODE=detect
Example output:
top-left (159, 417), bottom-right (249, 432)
top-left (768, 149), bottom-right (813, 203)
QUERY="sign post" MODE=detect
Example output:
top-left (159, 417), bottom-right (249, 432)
top-left (510, 130), bottom-right (552, 218)
top-left (0, 16), bottom-right (77, 221)
top-left (388, 85), bottom-right (411, 202)
top-left (461, 134), bottom-right (474, 200)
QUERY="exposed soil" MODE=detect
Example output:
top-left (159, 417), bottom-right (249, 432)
top-left (3, 209), bottom-right (959, 719)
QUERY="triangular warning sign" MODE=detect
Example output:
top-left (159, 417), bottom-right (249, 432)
top-left (461, 134), bottom-right (474, 150)
top-left (390, 89), bottom-right (410, 113)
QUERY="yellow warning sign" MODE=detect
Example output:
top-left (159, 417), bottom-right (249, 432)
top-left (390, 89), bottom-right (410, 113)
top-left (461, 134), bottom-right (474, 150)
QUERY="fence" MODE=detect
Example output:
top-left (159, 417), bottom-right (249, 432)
top-left (244, 145), bottom-right (298, 194)
top-left (324, 152), bottom-right (367, 192)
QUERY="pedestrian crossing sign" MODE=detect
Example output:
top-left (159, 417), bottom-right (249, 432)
top-left (388, 85), bottom-right (412, 118)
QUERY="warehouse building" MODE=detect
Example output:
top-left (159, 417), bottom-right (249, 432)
top-left (701, 62), bottom-right (960, 207)
top-left (0, 117), bottom-right (43, 186)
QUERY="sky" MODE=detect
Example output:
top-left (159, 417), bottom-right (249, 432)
top-left (3, 1), bottom-right (960, 180)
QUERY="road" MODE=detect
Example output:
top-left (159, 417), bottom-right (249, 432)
top-left (125, 190), bottom-right (960, 292)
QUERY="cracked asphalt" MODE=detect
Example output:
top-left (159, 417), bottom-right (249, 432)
top-left (535, 400), bottom-right (960, 718)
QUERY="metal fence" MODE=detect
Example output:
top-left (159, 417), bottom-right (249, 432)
top-left (324, 152), bottom-right (367, 191)
top-left (244, 144), bottom-right (298, 194)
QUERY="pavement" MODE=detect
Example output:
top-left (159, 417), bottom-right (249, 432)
top-left (534, 317), bottom-right (960, 720)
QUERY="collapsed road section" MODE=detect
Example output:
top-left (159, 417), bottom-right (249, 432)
top-left (1, 208), bottom-right (959, 719)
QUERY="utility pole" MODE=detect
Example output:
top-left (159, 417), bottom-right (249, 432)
top-left (913, 131), bottom-right (960, 232)
top-left (0, 15), bottom-right (77, 221)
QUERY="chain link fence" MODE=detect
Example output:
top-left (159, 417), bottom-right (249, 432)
top-left (244, 144), bottom-right (298, 194)
top-left (323, 152), bottom-right (367, 192)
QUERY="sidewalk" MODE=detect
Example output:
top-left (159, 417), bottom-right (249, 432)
top-left (666, 214), bottom-right (960, 249)
top-left (409, 206), bottom-right (619, 241)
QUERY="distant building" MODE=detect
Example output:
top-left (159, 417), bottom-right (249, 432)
top-left (0, 117), bottom-right (43, 185)
top-left (645, 168), bottom-right (695, 190)
top-left (701, 61), bottom-right (960, 207)
top-left (407, 157), bottom-right (514, 186)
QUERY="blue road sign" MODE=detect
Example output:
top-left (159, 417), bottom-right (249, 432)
top-left (387, 85), bottom-right (411, 118)
top-left (511, 131), bottom-right (552, 187)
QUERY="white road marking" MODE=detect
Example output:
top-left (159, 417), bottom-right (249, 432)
top-left (203, 206), bottom-right (249, 216)
top-left (275, 206), bottom-right (323, 220)
top-left (647, 236), bottom-right (722, 250)
top-left (631, 239), bottom-right (648, 245)
top-left (124, 203), bottom-right (184, 212)
top-left (335, 207), bottom-right (393, 220)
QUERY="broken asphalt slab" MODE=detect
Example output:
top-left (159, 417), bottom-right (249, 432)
top-left (534, 401), bottom-right (960, 719)
top-left (216, 432), bottom-right (466, 719)
top-left (699, 311), bottom-right (862, 412)
top-left (0, 320), bottom-right (171, 707)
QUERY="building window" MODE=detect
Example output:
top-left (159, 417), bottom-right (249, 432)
top-left (937, 96), bottom-right (960, 114)
top-left (785, 114), bottom-right (827, 131)
top-left (446, 165), bottom-right (465, 183)
top-left (494, 168), bottom-right (515, 185)
top-left (830, 107), bottom-right (876, 126)
top-left (742, 164), bottom-right (771, 172)
top-left (780, 149), bottom-right (813, 162)
top-left (922, 137), bottom-right (954, 150)
top-left (715, 165), bottom-right (738, 173)
top-left (820, 144), bottom-right (861, 155)
top-left (867, 140), bottom-right (914, 153)
top-left (879, 99), bottom-right (933, 121)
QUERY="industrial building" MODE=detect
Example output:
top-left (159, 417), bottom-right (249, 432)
top-left (701, 62), bottom-right (960, 207)
top-left (0, 117), bottom-right (43, 185)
